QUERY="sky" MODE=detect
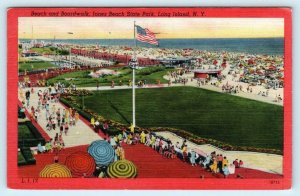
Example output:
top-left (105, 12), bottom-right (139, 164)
top-left (18, 17), bottom-right (284, 39)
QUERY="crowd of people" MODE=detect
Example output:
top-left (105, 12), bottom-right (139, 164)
top-left (91, 122), bottom-right (245, 178)
top-left (19, 83), bottom-right (83, 163)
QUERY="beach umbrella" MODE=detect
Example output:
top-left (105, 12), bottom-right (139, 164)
top-left (107, 160), bottom-right (137, 178)
top-left (65, 151), bottom-right (96, 177)
top-left (88, 140), bottom-right (114, 166)
top-left (39, 163), bottom-right (72, 178)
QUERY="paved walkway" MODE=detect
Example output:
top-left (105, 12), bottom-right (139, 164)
top-left (77, 74), bottom-right (283, 106)
top-left (163, 73), bottom-right (283, 106)
top-left (155, 131), bottom-right (282, 174)
top-left (18, 87), bottom-right (102, 147)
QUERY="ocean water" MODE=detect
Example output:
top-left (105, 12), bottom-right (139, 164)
top-left (22, 38), bottom-right (284, 55)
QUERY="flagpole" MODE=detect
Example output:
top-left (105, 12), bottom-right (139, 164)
top-left (132, 21), bottom-right (136, 128)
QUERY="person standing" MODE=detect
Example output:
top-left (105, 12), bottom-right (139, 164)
top-left (25, 90), bottom-right (30, 108)
top-left (64, 123), bottom-right (69, 136)
top-left (217, 154), bottom-right (224, 173)
top-left (103, 122), bottom-right (109, 135)
top-left (95, 119), bottom-right (100, 133)
top-left (222, 156), bottom-right (229, 170)
top-left (210, 158), bottom-right (218, 173)
top-left (74, 111), bottom-right (79, 125)
top-left (190, 149), bottom-right (196, 166)
top-left (90, 117), bottom-right (95, 128)
top-left (140, 131), bottom-right (146, 144)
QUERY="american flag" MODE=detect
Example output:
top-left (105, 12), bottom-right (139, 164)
top-left (136, 25), bottom-right (158, 46)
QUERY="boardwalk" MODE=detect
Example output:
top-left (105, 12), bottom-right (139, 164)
top-left (19, 87), bottom-right (102, 147)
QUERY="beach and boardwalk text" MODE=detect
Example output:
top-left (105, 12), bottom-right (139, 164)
top-left (31, 10), bottom-right (206, 17)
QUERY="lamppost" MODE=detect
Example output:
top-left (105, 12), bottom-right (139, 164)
top-left (129, 57), bottom-right (138, 128)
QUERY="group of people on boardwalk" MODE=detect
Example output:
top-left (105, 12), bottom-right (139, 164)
top-left (19, 84), bottom-right (83, 162)
top-left (94, 123), bottom-right (243, 178)
top-left (202, 151), bottom-right (244, 178)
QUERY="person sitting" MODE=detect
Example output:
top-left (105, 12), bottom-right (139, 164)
top-left (45, 140), bottom-right (53, 152)
top-left (37, 142), bottom-right (45, 153)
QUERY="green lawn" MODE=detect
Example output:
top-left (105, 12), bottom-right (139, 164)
top-left (30, 47), bottom-right (55, 55)
top-left (73, 86), bottom-right (283, 150)
top-left (18, 151), bottom-right (26, 163)
top-left (18, 124), bottom-right (36, 140)
top-left (18, 122), bottom-right (45, 148)
top-left (30, 47), bottom-right (69, 55)
top-left (18, 61), bottom-right (57, 72)
top-left (47, 66), bottom-right (172, 87)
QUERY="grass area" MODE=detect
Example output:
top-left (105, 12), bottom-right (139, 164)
top-left (73, 86), bottom-right (283, 150)
top-left (18, 122), bottom-right (45, 148)
top-left (18, 124), bottom-right (36, 140)
top-left (30, 47), bottom-right (55, 55)
top-left (18, 151), bottom-right (26, 163)
top-left (30, 47), bottom-right (69, 55)
top-left (18, 61), bottom-right (57, 72)
top-left (47, 66), bottom-right (172, 87)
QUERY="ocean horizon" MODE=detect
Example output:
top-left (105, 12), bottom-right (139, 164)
top-left (20, 38), bottom-right (284, 55)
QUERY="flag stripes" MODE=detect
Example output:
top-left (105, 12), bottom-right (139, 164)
top-left (136, 25), bottom-right (158, 45)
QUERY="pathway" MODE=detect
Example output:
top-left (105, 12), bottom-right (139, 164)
top-left (18, 143), bottom-right (282, 179)
top-left (18, 87), bottom-right (102, 147)
top-left (155, 131), bottom-right (282, 175)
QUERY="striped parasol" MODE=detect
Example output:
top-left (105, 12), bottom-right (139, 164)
top-left (39, 163), bottom-right (72, 178)
top-left (88, 140), bottom-right (115, 166)
top-left (107, 160), bottom-right (137, 178)
top-left (65, 151), bottom-right (96, 177)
